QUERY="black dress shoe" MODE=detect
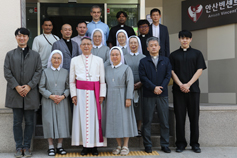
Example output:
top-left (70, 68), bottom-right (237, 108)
top-left (81, 147), bottom-right (88, 156)
top-left (176, 147), bottom-right (185, 153)
top-left (161, 146), bottom-right (171, 153)
top-left (145, 146), bottom-right (152, 153)
top-left (91, 147), bottom-right (99, 156)
top-left (192, 146), bottom-right (201, 153)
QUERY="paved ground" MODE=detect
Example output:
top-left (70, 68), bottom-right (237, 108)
top-left (1, 147), bottom-right (237, 158)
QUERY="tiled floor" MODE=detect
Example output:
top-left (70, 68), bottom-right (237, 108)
top-left (1, 147), bottom-right (237, 158)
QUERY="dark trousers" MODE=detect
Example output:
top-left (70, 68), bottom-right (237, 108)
top-left (142, 96), bottom-right (169, 147)
top-left (173, 91), bottom-right (200, 148)
top-left (13, 108), bottom-right (35, 150)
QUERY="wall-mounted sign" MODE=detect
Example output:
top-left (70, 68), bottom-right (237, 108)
top-left (34, 7), bottom-right (37, 13)
top-left (146, 14), bottom-right (152, 24)
top-left (182, 0), bottom-right (237, 31)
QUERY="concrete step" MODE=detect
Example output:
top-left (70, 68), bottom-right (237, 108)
top-left (35, 123), bottom-right (174, 137)
top-left (33, 135), bottom-right (175, 150)
top-left (33, 108), bottom-right (175, 150)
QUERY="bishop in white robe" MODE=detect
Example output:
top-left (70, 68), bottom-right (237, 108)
top-left (70, 37), bottom-right (106, 156)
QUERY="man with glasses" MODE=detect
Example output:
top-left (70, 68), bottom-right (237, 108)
top-left (86, 5), bottom-right (110, 46)
top-left (137, 19), bottom-right (152, 56)
top-left (70, 37), bottom-right (106, 156)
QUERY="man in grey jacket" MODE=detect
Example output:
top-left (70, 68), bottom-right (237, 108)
top-left (52, 24), bottom-right (79, 71)
top-left (4, 28), bottom-right (42, 157)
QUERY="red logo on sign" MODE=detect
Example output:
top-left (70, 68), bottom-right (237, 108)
top-left (34, 7), bottom-right (37, 13)
top-left (187, 5), bottom-right (203, 23)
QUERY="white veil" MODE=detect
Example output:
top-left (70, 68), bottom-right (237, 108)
top-left (116, 29), bottom-right (128, 47)
top-left (127, 35), bottom-right (143, 54)
top-left (47, 49), bottom-right (64, 68)
top-left (109, 46), bottom-right (125, 65)
top-left (91, 28), bottom-right (105, 46)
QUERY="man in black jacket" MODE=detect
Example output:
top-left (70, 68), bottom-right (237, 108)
top-left (139, 37), bottom-right (171, 153)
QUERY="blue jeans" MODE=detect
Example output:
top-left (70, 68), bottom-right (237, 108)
top-left (142, 96), bottom-right (169, 148)
top-left (13, 108), bottom-right (35, 150)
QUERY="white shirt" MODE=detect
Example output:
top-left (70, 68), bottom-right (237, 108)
top-left (51, 66), bottom-right (61, 71)
top-left (112, 62), bottom-right (122, 68)
top-left (119, 45), bottom-right (127, 49)
top-left (32, 34), bottom-right (59, 69)
top-left (130, 52), bottom-right (139, 56)
top-left (152, 24), bottom-right (160, 39)
top-left (93, 43), bottom-right (103, 49)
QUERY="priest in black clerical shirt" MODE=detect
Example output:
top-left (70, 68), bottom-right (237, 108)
top-left (169, 30), bottom-right (206, 154)
top-left (137, 20), bottom-right (152, 57)
top-left (52, 24), bottom-right (79, 72)
top-left (108, 11), bottom-right (136, 48)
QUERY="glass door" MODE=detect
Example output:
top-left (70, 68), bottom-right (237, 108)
top-left (26, 2), bottom-right (105, 48)
top-left (26, 3), bottom-right (38, 48)
top-left (40, 3), bottom-right (104, 38)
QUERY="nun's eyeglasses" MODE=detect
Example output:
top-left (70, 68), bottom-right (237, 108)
top-left (81, 43), bottom-right (92, 46)
top-left (52, 57), bottom-right (61, 60)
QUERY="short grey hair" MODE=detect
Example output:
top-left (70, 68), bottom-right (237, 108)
top-left (146, 37), bottom-right (159, 47)
top-left (91, 5), bottom-right (102, 12)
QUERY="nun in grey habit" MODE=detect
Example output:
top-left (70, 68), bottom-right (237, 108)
top-left (116, 29), bottom-right (129, 55)
top-left (91, 28), bottom-right (110, 66)
top-left (104, 46), bottom-right (138, 156)
top-left (124, 36), bottom-right (145, 137)
top-left (39, 50), bottom-right (71, 156)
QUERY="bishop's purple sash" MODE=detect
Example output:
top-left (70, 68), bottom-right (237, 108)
top-left (76, 80), bottom-right (103, 142)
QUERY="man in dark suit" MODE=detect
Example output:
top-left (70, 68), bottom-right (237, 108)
top-left (52, 24), bottom-right (79, 71)
top-left (139, 37), bottom-right (172, 154)
top-left (149, 8), bottom-right (170, 57)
